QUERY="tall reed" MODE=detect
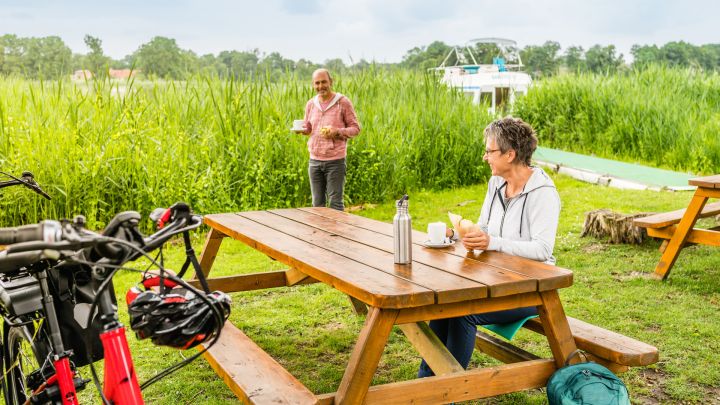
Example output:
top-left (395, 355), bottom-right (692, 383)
top-left (514, 65), bottom-right (720, 174)
top-left (0, 69), bottom-right (492, 227)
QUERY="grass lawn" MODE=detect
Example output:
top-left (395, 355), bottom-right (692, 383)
top-left (81, 172), bottom-right (720, 404)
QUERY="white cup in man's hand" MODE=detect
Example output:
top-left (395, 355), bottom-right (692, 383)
top-left (427, 222), bottom-right (446, 244)
top-left (292, 120), bottom-right (306, 131)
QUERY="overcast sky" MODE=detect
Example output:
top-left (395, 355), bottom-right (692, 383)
top-left (1, 0), bottom-right (717, 63)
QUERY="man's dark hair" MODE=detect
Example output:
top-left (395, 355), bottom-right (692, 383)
top-left (483, 117), bottom-right (538, 166)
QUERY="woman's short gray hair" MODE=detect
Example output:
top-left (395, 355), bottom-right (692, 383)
top-left (483, 117), bottom-right (538, 166)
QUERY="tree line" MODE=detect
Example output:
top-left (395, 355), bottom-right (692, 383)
top-left (1, 34), bottom-right (718, 80)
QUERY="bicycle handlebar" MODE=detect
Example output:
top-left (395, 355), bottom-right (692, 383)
top-left (0, 203), bottom-right (203, 272)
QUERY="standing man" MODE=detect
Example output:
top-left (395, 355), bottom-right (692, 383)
top-left (294, 68), bottom-right (361, 211)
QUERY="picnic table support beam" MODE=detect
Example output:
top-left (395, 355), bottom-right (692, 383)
top-left (335, 307), bottom-right (398, 405)
top-left (318, 359), bottom-right (557, 405)
top-left (654, 194), bottom-right (707, 280)
top-left (398, 322), bottom-right (464, 376)
top-left (647, 227), bottom-right (720, 247)
top-left (196, 227), bottom-right (226, 280)
top-left (537, 290), bottom-right (577, 368)
top-left (347, 296), bottom-right (368, 315)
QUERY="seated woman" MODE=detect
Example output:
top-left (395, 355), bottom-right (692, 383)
top-left (418, 116), bottom-right (561, 377)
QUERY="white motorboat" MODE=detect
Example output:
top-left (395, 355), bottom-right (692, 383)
top-left (433, 38), bottom-right (532, 114)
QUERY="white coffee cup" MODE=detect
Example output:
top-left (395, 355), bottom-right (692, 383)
top-left (427, 222), bottom-right (446, 244)
top-left (292, 119), bottom-right (305, 130)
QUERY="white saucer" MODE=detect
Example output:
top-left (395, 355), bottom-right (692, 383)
top-left (422, 239), bottom-right (455, 248)
top-left (290, 127), bottom-right (306, 131)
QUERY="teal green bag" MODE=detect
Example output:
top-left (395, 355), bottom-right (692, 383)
top-left (547, 351), bottom-right (630, 405)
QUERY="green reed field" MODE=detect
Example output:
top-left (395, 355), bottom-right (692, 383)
top-left (0, 69), bottom-right (491, 227)
top-left (515, 65), bottom-right (720, 175)
top-left (2, 66), bottom-right (720, 227)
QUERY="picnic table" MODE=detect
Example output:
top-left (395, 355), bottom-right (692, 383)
top-left (634, 174), bottom-right (720, 280)
top-left (194, 207), bottom-right (657, 404)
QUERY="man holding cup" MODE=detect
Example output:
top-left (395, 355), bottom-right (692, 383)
top-left (293, 68), bottom-right (361, 211)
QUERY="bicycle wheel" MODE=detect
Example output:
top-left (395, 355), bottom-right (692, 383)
top-left (2, 319), bottom-right (51, 405)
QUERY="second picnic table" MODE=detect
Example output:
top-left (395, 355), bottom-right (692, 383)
top-left (194, 207), bottom-right (657, 404)
top-left (635, 174), bottom-right (720, 279)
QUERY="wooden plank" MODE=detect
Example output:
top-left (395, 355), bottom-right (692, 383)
top-left (654, 194), bottom-right (707, 279)
top-left (204, 213), bottom-right (435, 309)
top-left (647, 227), bottom-right (720, 246)
top-left (470, 251), bottom-right (573, 291)
top-left (295, 207), bottom-right (573, 294)
top-left (689, 174), bottom-right (720, 188)
top-left (537, 290), bottom-right (577, 368)
top-left (396, 292), bottom-right (542, 324)
top-left (523, 317), bottom-right (658, 367)
top-left (243, 210), bottom-right (488, 303)
top-left (633, 201), bottom-right (720, 229)
top-left (199, 323), bottom-right (317, 405)
top-left (474, 329), bottom-right (628, 373)
top-left (322, 359), bottom-right (556, 404)
top-left (335, 307), bottom-right (398, 404)
top-left (272, 208), bottom-right (535, 298)
top-left (398, 322), bottom-right (464, 375)
top-left (474, 329), bottom-right (541, 363)
top-left (197, 227), bottom-right (226, 278)
top-left (186, 271), bottom-right (317, 292)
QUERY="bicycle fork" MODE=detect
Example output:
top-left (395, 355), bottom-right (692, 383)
top-left (96, 270), bottom-right (144, 405)
top-left (36, 269), bottom-right (81, 405)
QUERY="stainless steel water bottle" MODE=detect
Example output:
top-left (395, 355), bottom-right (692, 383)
top-left (393, 194), bottom-right (412, 264)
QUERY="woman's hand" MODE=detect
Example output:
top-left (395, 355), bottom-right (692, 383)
top-left (462, 230), bottom-right (490, 250)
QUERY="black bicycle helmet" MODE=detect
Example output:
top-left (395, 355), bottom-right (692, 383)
top-left (126, 275), bottom-right (231, 349)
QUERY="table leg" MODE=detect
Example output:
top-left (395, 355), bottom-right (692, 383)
top-left (195, 227), bottom-right (226, 280)
top-left (537, 290), bottom-right (576, 368)
top-left (654, 193), bottom-right (707, 280)
top-left (335, 307), bottom-right (398, 405)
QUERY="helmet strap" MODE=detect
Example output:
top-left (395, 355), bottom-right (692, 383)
top-left (176, 230), bottom-right (211, 293)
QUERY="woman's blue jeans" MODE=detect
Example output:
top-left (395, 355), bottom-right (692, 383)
top-left (417, 306), bottom-right (538, 378)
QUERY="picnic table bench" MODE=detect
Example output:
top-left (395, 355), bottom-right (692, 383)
top-left (194, 208), bottom-right (658, 404)
top-left (634, 174), bottom-right (720, 279)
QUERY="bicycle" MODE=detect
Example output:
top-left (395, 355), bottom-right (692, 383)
top-left (0, 202), bottom-right (231, 404)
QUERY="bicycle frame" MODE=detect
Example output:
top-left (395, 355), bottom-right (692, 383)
top-left (50, 270), bottom-right (145, 404)
top-left (9, 265), bottom-right (145, 404)
top-left (99, 325), bottom-right (143, 404)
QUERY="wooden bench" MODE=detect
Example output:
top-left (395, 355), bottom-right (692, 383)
top-left (200, 323), bottom-right (317, 405)
top-left (633, 201), bottom-right (720, 230)
top-left (475, 316), bottom-right (658, 373)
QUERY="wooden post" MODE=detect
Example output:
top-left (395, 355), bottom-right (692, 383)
top-left (196, 227), bottom-right (226, 280)
top-left (335, 307), bottom-right (398, 404)
top-left (654, 193), bottom-right (707, 279)
top-left (537, 290), bottom-right (577, 368)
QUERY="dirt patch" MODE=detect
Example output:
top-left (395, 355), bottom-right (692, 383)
top-left (346, 203), bottom-right (377, 212)
top-left (323, 321), bottom-right (345, 331)
top-left (582, 243), bottom-right (607, 253)
top-left (611, 271), bottom-right (656, 282)
top-left (635, 368), bottom-right (674, 404)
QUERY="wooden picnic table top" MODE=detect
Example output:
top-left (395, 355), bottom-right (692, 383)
top-left (689, 174), bottom-right (720, 188)
top-left (204, 207), bottom-right (573, 309)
